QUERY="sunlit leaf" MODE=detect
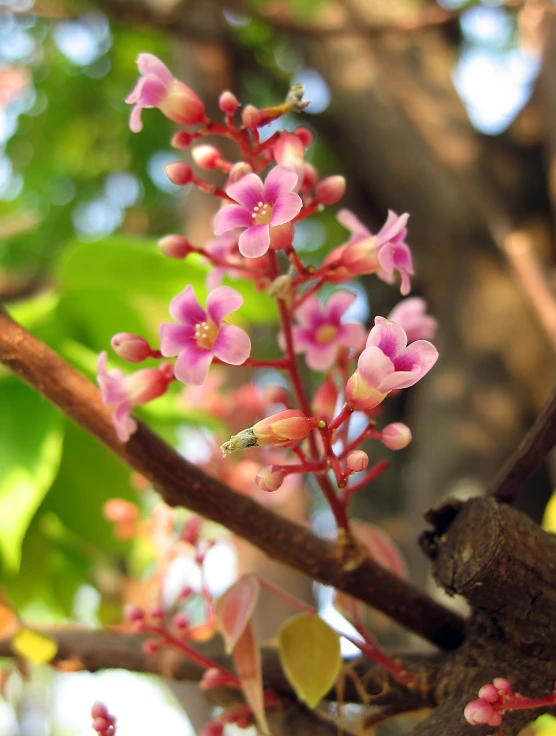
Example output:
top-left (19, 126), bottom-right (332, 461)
top-left (12, 629), bottom-right (58, 664)
top-left (233, 621), bottom-right (268, 733)
top-left (542, 491), bottom-right (556, 534)
top-left (278, 613), bottom-right (341, 708)
top-left (0, 378), bottom-right (64, 572)
top-left (216, 573), bottom-right (260, 653)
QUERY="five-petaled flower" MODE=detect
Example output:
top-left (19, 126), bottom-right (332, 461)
top-left (214, 166), bottom-right (302, 258)
top-left (345, 317), bottom-right (438, 412)
top-left (286, 291), bottom-right (366, 371)
top-left (159, 285), bottom-right (251, 386)
top-left (126, 54), bottom-right (205, 133)
top-left (97, 352), bottom-right (174, 442)
top-left (323, 209), bottom-right (414, 295)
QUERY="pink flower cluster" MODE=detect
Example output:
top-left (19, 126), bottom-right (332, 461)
top-left (464, 678), bottom-right (556, 729)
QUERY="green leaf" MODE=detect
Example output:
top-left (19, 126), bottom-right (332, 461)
top-left (278, 613), bottom-right (342, 708)
top-left (0, 378), bottom-right (64, 572)
top-left (42, 422), bottom-right (136, 555)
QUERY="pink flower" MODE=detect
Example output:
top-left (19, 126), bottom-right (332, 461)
top-left (323, 210), bottom-right (414, 295)
top-left (388, 297), bottom-right (438, 343)
top-left (159, 285), bottom-right (251, 386)
top-left (214, 166), bottom-right (302, 258)
top-left (463, 699), bottom-right (502, 727)
top-left (126, 53), bottom-right (205, 133)
top-left (345, 317), bottom-right (438, 411)
top-left (97, 352), bottom-right (174, 442)
top-left (287, 291), bottom-right (366, 371)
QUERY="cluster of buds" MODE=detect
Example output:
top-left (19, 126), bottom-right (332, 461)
top-left (98, 51), bottom-right (440, 543)
top-left (91, 702), bottom-right (116, 735)
top-left (464, 678), bottom-right (556, 728)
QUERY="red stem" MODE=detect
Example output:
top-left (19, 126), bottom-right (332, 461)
top-left (329, 405), bottom-right (353, 432)
top-left (338, 423), bottom-right (379, 459)
top-left (342, 460), bottom-right (389, 505)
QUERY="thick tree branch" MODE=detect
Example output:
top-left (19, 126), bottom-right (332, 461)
top-left (0, 306), bottom-right (464, 649)
top-left (487, 387), bottom-right (556, 504)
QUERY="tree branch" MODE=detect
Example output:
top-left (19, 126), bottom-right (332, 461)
top-left (0, 306), bottom-right (465, 649)
top-left (487, 387), bottom-right (556, 504)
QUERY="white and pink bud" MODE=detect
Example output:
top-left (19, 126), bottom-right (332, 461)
top-left (171, 130), bottom-right (193, 149)
top-left (219, 90), bottom-right (239, 115)
top-left (463, 699), bottom-right (502, 727)
top-left (164, 162), bottom-right (194, 186)
top-left (381, 423), bottom-right (412, 450)
top-left (111, 333), bottom-right (152, 363)
top-left (241, 104), bottom-right (261, 129)
top-left (192, 144), bottom-right (221, 170)
top-left (347, 450), bottom-right (369, 473)
top-left (256, 465), bottom-right (286, 492)
top-left (315, 175), bottom-right (346, 206)
top-left (158, 234), bottom-right (194, 259)
top-left (221, 410), bottom-right (319, 455)
top-left (227, 161), bottom-right (253, 184)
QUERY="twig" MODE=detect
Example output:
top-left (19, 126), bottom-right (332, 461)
top-left (488, 387), bottom-right (556, 504)
top-left (0, 306), bottom-right (465, 650)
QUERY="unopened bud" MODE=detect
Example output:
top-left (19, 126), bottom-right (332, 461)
top-left (178, 585), bottom-right (194, 600)
top-left (172, 612), bottom-right (190, 630)
top-left (221, 410), bottom-right (318, 455)
top-left (200, 667), bottom-right (232, 690)
top-left (347, 450), bottom-right (369, 472)
top-left (312, 376), bottom-right (338, 423)
top-left (269, 221), bottom-right (294, 251)
top-left (104, 499), bottom-right (139, 522)
top-left (301, 163), bottom-right (318, 190)
top-left (91, 703), bottom-right (109, 720)
top-left (241, 104), bottom-right (261, 129)
top-left (493, 678), bottom-right (512, 694)
top-left (164, 162), bottom-right (194, 186)
top-left (198, 723), bottom-right (224, 736)
top-left (123, 603), bottom-right (145, 623)
top-left (295, 127), bottom-right (313, 147)
top-left (478, 684), bottom-right (500, 703)
top-left (228, 161), bottom-right (253, 184)
top-left (381, 423), bottom-right (412, 451)
top-left (463, 699), bottom-right (501, 727)
top-left (142, 639), bottom-right (160, 654)
top-left (148, 605), bottom-right (164, 620)
top-left (158, 234), bottom-right (194, 259)
top-left (316, 175), bottom-right (346, 205)
top-left (219, 90), bottom-right (239, 114)
top-left (181, 515), bottom-right (201, 545)
top-left (192, 145), bottom-right (221, 170)
top-left (268, 274), bottom-right (292, 299)
top-left (256, 465), bottom-right (286, 492)
top-left (171, 130), bottom-right (193, 149)
top-left (111, 333), bottom-right (152, 363)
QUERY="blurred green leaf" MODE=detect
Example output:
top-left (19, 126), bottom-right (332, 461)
top-left (0, 378), bottom-right (64, 572)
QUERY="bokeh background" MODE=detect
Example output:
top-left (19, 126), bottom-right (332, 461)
top-left (1, 0), bottom-right (556, 733)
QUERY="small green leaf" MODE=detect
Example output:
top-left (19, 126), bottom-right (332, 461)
top-left (0, 378), bottom-right (64, 572)
top-left (278, 613), bottom-right (341, 708)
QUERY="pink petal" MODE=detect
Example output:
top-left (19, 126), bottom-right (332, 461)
top-left (376, 211), bottom-right (409, 245)
top-left (399, 269), bottom-right (411, 296)
top-left (137, 54), bottom-right (174, 85)
top-left (291, 326), bottom-right (315, 351)
top-left (337, 209), bottom-right (370, 238)
top-left (206, 286), bottom-right (243, 325)
top-left (113, 402), bottom-right (137, 442)
top-left (214, 204), bottom-right (252, 235)
top-left (263, 166), bottom-right (298, 204)
top-left (213, 324), bottom-right (251, 365)
top-left (295, 295), bottom-right (325, 329)
top-left (357, 345), bottom-right (395, 389)
top-left (270, 192), bottom-right (302, 226)
top-left (393, 242), bottom-right (414, 272)
top-left (388, 297), bottom-right (425, 325)
top-left (305, 342), bottom-right (338, 371)
top-left (238, 224), bottom-right (270, 258)
top-left (174, 347), bottom-right (213, 385)
top-left (168, 284), bottom-right (206, 325)
top-left (326, 290), bottom-right (357, 323)
top-left (366, 317), bottom-right (407, 359)
top-left (159, 323), bottom-right (195, 357)
top-left (377, 243), bottom-right (395, 278)
top-left (226, 173), bottom-right (264, 210)
top-left (129, 105), bottom-right (143, 133)
top-left (340, 322), bottom-right (366, 350)
top-left (390, 340), bottom-right (438, 389)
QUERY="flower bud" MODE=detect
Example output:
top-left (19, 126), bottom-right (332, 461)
top-left (228, 161), bottom-right (253, 184)
top-left (478, 684), bottom-right (500, 703)
top-left (273, 132), bottom-right (304, 182)
top-left (178, 585), bottom-right (194, 600)
top-left (158, 234), bottom-right (194, 259)
top-left (171, 130), bottom-right (193, 149)
top-left (463, 699), bottom-right (501, 727)
top-left (312, 375), bottom-right (338, 423)
top-left (241, 104), bottom-right (261, 129)
top-left (316, 175), bottom-right (346, 205)
top-left (148, 605), bottom-right (164, 620)
top-left (172, 612), bottom-right (190, 630)
top-left (295, 127), bottom-right (313, 147)
top-left (142, 639), bottom-right (160, 654)
top-left (192, 144), bottom-right (221, 170)
top-left (301, 163), bottom-right (318, 191)
top-left (200, 667), bottom-right (232, 691)
top-left (91, 703), bottom-right (109, 720)
top-left (221, 410), bottom-right (319, 455)
top-left (219, 90), bottom-right (239, 114)
top-left (268, 274), bottom-right (292, 299)
top-left (269, 221), bottom-right (294, 251)
top-left (111, 333), bottom-right (152, 363)
top-left (164, 161), bottom-right (193, 186)
top-left (198, 723), bottom-right (224, 736)
top-left (256, 465), bottom-right (286, 492)
top-left (347, 450), bottom-right (369, 473)
top-left (381, 423), bottom-right (412, 450)
top-left (181, 515), bottom-right (201, 545)
top-left (123, 603), bottom-right (145, 623)
top-left (160, 80), bottom-right (205, 126)
top-left (493, 678), bottom-right (512, 694)
top-left (104, 498), bottom-right (139, 523)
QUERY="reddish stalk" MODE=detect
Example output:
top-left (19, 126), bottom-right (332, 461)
top-left (342, 460), bottom-right (389, 506)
